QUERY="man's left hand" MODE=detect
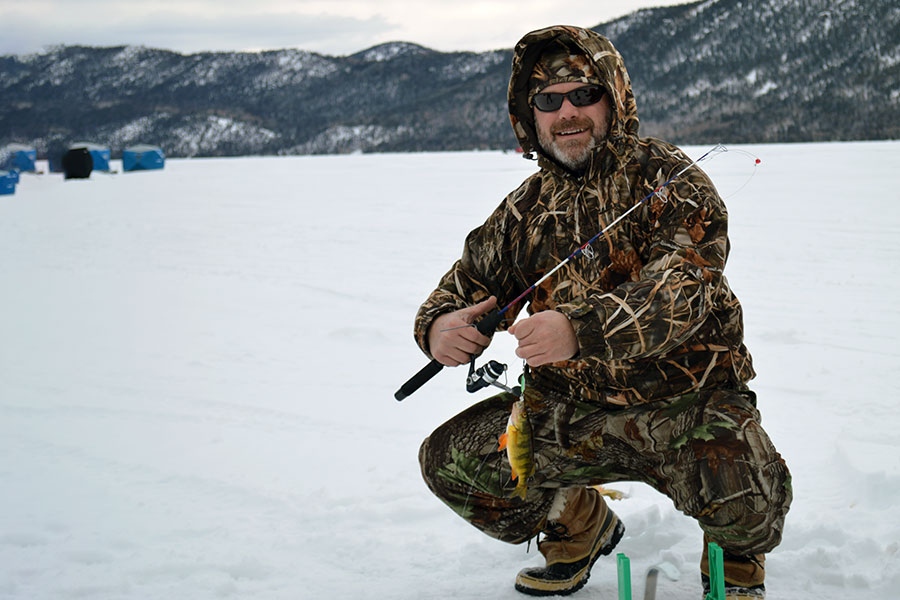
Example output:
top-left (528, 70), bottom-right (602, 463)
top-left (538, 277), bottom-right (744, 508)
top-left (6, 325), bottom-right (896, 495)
top-left (508, 310), bottom-right (579, 367)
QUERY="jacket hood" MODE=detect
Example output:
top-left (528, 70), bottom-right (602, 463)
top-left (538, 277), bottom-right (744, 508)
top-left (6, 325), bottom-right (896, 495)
top-left (507, 25), bottom-right (640, 176)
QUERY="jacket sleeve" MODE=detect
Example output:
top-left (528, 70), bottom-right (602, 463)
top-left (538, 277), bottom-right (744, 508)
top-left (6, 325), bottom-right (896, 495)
top-left (413, 178), bottom-right (537, 358)
top-left (556, 162), bottom-right (731, 361)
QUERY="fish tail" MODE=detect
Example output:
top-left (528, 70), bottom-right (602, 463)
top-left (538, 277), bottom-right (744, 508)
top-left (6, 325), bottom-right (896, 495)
top-left (510, 480), bottom-right (528, 501)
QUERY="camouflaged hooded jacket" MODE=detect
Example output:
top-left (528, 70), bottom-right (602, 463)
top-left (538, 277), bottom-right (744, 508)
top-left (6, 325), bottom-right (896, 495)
top-left (414, 25), bottom-right (755, 407)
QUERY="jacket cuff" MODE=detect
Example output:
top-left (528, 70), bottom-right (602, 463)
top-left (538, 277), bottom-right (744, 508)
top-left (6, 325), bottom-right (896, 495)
top-left (555, 299), bottom-right (610, 360)
top-left (414, 301), bottom-right (465, 358)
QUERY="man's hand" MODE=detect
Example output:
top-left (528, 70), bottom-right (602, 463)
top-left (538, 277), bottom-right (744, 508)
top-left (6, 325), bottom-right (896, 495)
top-left (508, 310), bottom-right (578, 367)
top-left (428, 296), bottom-right (498, 367)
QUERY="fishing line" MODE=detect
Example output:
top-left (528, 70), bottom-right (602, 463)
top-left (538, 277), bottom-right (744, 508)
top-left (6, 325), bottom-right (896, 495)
top-left (723, 148), bottom-right (761, 200)
top-left (459, 448), bottom-right (500, 519)
top-left (697, 145), bottom-right (761, 201)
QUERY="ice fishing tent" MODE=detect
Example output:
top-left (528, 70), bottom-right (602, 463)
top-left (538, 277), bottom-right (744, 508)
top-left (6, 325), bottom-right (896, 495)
top-left (0, 170), bottom-right (16, 195)
top-left (1, 144), bottom-right (37, 172)
top-left (62, 147), bottom-right (93, 179)
top-left (122, 145), bottom-right (164, 172)
top-left (70, 142), bottom-right (111, 172)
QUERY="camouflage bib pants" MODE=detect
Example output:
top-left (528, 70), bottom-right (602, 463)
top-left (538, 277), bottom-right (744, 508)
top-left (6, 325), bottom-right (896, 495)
top-left (419, 383), bottom-right (791, 557)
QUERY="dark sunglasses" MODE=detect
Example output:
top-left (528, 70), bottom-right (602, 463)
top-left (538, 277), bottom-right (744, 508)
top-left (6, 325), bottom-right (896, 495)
top-left (532, 84), bottom-right (607, 112)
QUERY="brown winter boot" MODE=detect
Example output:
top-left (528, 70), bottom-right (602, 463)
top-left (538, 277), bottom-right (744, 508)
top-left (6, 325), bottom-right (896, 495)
top-left (515, 487), bottom-right (625, 596)
top-left (700, 535), bottom-right (766, 599)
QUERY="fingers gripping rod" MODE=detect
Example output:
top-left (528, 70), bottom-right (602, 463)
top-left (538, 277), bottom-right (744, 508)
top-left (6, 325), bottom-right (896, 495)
top-left (394, 309), bottom-right (503, 401)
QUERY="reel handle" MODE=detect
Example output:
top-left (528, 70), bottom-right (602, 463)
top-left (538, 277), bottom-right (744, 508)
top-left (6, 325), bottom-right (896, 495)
top-left (394, 308), bottom-right (503, 401)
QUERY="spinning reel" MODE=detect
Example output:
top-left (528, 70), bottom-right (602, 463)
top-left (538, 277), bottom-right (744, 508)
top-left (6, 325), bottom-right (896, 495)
top-left (465, 359), bottom-right (521, 395)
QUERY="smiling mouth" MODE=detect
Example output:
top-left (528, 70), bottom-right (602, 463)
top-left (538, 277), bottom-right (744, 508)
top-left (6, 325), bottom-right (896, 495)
top-left (556, 127), bottom-right (588, 137)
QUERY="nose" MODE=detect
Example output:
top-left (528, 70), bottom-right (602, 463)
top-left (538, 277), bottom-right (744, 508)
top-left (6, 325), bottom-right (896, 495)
top-left (556, 96), bottom-right (581, 119)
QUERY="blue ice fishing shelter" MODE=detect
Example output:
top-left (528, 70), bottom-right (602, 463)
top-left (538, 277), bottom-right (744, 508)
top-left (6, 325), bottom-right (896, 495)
top-left (1, 144), bottom-right (37, 172)
top-left (122, 145), bottom-right (164, 172)
top-left (0, 170), bottom-right (16, 195)
top-left (70, 142), bottom-right (111, 171)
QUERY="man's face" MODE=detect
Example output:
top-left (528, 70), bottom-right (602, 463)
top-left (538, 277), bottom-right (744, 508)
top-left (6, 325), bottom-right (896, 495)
top-left (532, 82), bottom-right (613, 172)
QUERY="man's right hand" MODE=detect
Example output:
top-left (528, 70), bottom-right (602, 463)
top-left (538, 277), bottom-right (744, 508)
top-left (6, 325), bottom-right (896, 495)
top-left (427, 296), bottom-right (498, 366)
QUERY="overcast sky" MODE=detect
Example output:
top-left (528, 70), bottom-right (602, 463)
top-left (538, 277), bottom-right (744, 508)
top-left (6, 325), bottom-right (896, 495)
top-left (1, 0), bottom-right (693, 56)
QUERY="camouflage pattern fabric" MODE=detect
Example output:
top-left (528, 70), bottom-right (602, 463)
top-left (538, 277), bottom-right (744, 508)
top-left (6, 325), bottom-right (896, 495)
top-left (412, 25), bottom-right (791, 558)
top-left (419, 384), bottom-right (792, 556)
top-left (527, 39), bottom-right (601, 100)
top-left (415, 26), bottom-right (755, 407)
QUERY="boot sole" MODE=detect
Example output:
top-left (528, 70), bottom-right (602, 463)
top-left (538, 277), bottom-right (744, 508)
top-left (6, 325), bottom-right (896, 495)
top-left (514, 512), bottom-right (625, 597)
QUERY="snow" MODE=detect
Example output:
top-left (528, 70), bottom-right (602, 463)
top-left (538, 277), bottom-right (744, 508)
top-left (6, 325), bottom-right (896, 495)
top-left (288, 125), bottom-right (412, 155)
top-left (355, 42), bottom-right (430, 62)
top-left (112, 46), bottom-right (151, 67)
top-left (254, 51), bottom-right (339, 88)
top-left (104, 115), bottom-right (167, 146)
top-left (170, 116), bottom-right (279, 156)
top-left (438, 51), bottom-right (508, 80)
top-left (753, 81), bottom-right (779, 97)
top-left (1, 142), bottom-right (899, 599)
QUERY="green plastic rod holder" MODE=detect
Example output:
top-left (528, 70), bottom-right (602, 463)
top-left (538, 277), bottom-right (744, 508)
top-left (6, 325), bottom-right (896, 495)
top-left (617, 553), bottom-right (632, 600)
top-left (704, 542), bottom-right (726, 600)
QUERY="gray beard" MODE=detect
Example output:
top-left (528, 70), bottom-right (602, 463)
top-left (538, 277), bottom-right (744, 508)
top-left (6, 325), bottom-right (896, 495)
top-left (536, 121), bottom-right (607, 172)
top-left (541, 134), bottom-right (598, 171)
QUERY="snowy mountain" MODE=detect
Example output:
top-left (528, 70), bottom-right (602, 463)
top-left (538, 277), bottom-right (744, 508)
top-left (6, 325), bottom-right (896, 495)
top-left (1, 0), bottom-right (898, 157)
top-left (597, 0), bottom-right (900, 143)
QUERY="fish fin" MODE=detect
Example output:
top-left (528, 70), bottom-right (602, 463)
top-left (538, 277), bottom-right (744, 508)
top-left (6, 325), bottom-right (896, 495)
top-left (497, 433), bottom-right (508, 451)
top-left (510, 482), bottom-right (528, 501)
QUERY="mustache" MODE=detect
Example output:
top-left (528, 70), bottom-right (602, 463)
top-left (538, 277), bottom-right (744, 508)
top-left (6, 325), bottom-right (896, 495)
top-left (550, 117), bottom-right (594, 135)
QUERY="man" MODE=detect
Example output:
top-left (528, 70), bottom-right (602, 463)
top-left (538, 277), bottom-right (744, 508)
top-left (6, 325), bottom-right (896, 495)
top-left (412, 25), bottom-right (791, 599)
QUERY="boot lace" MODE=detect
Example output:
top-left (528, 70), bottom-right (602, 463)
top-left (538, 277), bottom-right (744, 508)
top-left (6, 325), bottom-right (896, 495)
top-left (538, 521), bottom-right (572, 548)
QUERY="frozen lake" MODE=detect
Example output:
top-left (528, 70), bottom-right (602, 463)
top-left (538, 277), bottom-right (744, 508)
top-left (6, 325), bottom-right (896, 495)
top-left (1, 142), bottom-right (899, 599)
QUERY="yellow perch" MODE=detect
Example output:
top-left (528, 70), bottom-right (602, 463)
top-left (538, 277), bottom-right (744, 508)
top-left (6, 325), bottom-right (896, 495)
top-left (497, 398), bottom-right (534, 500)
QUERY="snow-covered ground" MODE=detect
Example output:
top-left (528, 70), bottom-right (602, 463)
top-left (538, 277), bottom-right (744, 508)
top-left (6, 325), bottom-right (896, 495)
top-left (1, 142), bottom-right (898, 599)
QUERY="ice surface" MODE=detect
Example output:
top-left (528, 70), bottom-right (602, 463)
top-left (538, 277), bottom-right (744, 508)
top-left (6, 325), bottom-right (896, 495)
top-left (1, 143), bottom-right (898, 599)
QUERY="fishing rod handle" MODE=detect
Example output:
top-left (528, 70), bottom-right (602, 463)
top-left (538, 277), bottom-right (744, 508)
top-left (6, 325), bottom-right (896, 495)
top-left (394, 359), bottom-right (443, 401)
top-left (475, 307), bottom-right (504, 336)
top-left (394, 308), bottom-right (504, 402)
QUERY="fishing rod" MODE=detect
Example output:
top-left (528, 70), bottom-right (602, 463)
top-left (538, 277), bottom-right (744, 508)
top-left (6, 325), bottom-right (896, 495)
top-left (394, 143), bottom-right (737, 401)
